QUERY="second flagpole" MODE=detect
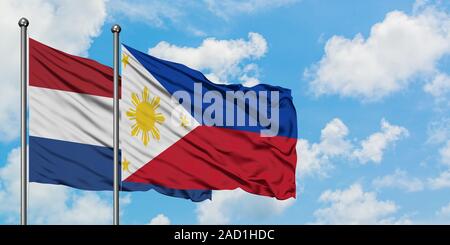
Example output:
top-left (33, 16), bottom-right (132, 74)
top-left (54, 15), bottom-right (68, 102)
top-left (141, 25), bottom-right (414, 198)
top-left (112, 24), bottom-right (121, 226)
top-left (19, 17), bottom-right (29, 226)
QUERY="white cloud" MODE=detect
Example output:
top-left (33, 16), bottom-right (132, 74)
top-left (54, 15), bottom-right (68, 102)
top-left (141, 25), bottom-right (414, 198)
top-left (241, 76), bottom-right (261, 87)
top-left (428, 170), bottom-right (450, 189)
top-left (298, 118), bottom-right (408, 177)
top-left (424, 73), bottom-right (450, 98)
top-left (297, 118), bottom-right (351, 177)
top-left (204, 0), bottom-right (298, 19)
top-left (306, 6), bottom-right (450, 101)
top-left (149, 32), bottom-right (267, 85)
top-left (45, 192), bottom-right (112, 225)
top-left (372, 169), bottom-right (424, 192)
top-left (148, 214), bottom-right (171, 225)
top-left (296, 139), bottom-right (330, 178)
top-left (196, 189), bottom-right (294, 224)
top-left (437, 202), bottom-right (450, 217)
top-left (318, 118), bottom-right (352, 156)
top-left (352, 119), bottom-right (409, 164)
top-left (313, 183), bottom-right (410, 224)
top-left (0, 148), bottom-right (115, 224)
top-left (239, 63), bottom-right (262, 87)
top-left (0, 0), bottom-right (107, 141)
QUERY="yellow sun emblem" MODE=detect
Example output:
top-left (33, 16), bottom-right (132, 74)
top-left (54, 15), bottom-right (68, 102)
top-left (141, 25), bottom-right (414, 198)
top-left (126, 86), bottom-right (165, 146)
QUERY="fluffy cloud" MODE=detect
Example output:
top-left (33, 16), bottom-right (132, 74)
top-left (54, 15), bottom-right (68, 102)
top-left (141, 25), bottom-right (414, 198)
top-left (352, 119), bottom-right (409, 164)
top-left (428, 170), bottom-right (450, 189)
top-left (42, 192), bottom-right (112, 225)
top-left (372, 169), bottom-right (424, 192)
top-left (296, 139), bottom-right (329, 178)
top-left (306, 5), bottom-right (450, 101)
top-left (0, 148), bottom-right (114, 224)
top-left (148, 214), bottom-right (171, 225)
top-left (313, 183), bottom-right (410, 224)
top-left (204, 0), bottom-right (298, 19)
top-left (0, 0), bottom-right (107, 141)
top-left (297, 118), bottom-right (408, 177)
top-left (424, 73), bottom-right (450, 98)
top-left (318, 118), bottom-right (352, 156)
top-left (196, 189), bottom-right (295, 224)
top-left (297, 118), bottom-right (351, 177)
top-left (149, 32), bottom-right (267, 85)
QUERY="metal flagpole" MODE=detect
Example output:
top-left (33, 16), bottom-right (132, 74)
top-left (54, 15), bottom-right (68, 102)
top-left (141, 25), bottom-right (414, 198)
top-left (19, 17), bottom-right (29, 226)
top-left (111, 24), bottom-right (121, 225)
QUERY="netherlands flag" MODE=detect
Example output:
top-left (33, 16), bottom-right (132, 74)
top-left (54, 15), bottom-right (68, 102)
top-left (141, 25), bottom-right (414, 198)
top-left (28, 38), bottom-right (211, 202)
top-left (121, 45), bottom-right (297, 200)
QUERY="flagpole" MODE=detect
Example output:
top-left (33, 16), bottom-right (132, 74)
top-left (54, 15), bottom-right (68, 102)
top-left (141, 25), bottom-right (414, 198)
top-left (18, 17), bottom-right (29, 226)
top-left (111, 24), bottom-right (121, 226)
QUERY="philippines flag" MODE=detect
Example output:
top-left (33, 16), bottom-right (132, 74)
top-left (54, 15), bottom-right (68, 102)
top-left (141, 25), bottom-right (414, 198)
top-left (121, 45), bottom-right (297, 200)
top-left (28, 38), bottom-right (211, 202)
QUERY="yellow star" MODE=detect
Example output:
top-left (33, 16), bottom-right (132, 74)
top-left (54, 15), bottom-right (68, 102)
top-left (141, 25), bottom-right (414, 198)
top-left (180, 113), bottom-right (190, 128)
top-left (122, 54), bottom-right (130, 69)
top-left (122, 157), bottom-right (130, 172)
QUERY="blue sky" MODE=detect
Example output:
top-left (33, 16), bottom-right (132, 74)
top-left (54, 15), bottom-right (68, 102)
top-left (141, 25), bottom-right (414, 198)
top-left (1, 0), bottom-right (450, 224)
